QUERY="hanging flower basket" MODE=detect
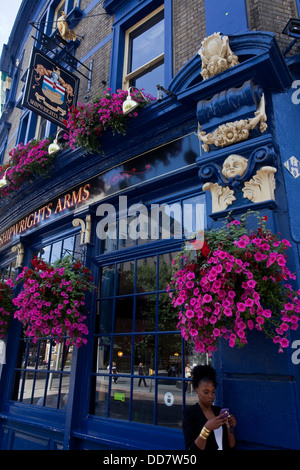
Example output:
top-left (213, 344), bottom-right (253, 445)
top-left (13, 255), bottom-right (96, 347)
top-left (0, 279), bottom-right (15, 339)
top-left (0, 138), bottom-right (57, 198)
top-left (63, 88), bottom-right (156, 153)
top-left (168, 212), bottom-right (300, 354)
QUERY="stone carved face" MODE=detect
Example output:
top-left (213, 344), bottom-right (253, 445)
top-left (222, 154), bottom-right (248, 179)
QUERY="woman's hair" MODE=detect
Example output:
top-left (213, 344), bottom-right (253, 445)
top-left (192, 364), bottom-right (217, 389)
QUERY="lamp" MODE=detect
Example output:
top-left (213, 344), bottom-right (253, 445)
top-left (283, 18), bottom-right (300, 38)
top-left (0, 167), bottom-right (11, 189)
top-left (122, 87), bottom-right (140, 115)
top-left (122, 87), bottom-right (152, 115)
top-left (48, 129), bottom-right (66, 154)
top-left (282, 19), bottom-right (300, 56)
top-left (156, 84), bottom-right (174, 101)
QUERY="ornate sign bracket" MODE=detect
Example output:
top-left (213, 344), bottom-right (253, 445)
top-left (30, 23), bottom-right (92, 80)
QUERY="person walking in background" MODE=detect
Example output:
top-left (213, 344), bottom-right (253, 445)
top-left (138, 362), bottom-right (148, 386)
top-left (112, 361), bottom-right (118, 383)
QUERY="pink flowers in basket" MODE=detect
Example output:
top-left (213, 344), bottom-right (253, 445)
top-left (168, 212), bottom-right (300, 354)
top-left (0, 139), bottom-right (55, 198)
top-left (63, 88), bottom-right (155, 153)
top-left (13, 255), bottom-right (96, 347)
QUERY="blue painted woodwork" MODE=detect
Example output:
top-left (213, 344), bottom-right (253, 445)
top-left (204, 0), bottom-right (249, 36)
top-left (0, 1), bottom-right (300, 451)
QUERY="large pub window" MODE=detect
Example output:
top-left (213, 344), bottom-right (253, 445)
top-left (11, 233), bottom-right (80, 409)
top-left (90, 193), bottom-right (209, 428)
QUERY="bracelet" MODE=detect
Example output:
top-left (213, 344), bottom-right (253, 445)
top-left (199, 426), bottom-right (211, 440)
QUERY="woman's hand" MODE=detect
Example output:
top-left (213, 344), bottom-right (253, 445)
top-left (205, 414), bottom-right (228, 432)
top-left (227, 414), bottom-right (236, 432)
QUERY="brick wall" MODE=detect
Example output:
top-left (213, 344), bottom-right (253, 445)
top-left (247, 0), bottom-right (299, 53)
top-left (73, 1), bottom-right (113, 102)
top-left (173, 0), bottom-right (206, 75)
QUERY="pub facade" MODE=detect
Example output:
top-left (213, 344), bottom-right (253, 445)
top-left (0, 0), bottom-right (300, 450)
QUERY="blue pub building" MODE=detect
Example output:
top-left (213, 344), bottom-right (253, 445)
top-left (0, 0), bottom-right (300, 450)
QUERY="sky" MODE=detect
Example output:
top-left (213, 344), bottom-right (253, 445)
top-left (0, 0), bottom-right (23, 57)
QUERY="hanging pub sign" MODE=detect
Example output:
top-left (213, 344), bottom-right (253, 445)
top-left (22, 47), bottom-right (79, 129)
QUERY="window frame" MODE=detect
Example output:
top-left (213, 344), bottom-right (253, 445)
top-left (109, 0), bottom-right (173, 93)
top-left (89, 189), bottom-right (208, 427)
top-left (122, 5), bottom-right (164, 91)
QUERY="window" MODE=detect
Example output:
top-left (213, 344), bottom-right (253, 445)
top-left (0, 259), bottom-right (16, 282)
top-left (11, 233), bottom-right (81, 409)
top-left (17, 111), bottom-right (38, 146)
top-left (90, 251), bottom-right (209, 427)
top-left (35, 116), bottom-right (49, 140)
top-left (91, 192), bottom-right (208, 428)
top-left (123, 6), bottom-right (164, 97)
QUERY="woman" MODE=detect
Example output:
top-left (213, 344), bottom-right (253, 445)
top-left (183, 365), bottom-right (236, 451)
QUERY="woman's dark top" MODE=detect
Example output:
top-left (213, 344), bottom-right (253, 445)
top-left (183, 403), bottom-right (232, 451)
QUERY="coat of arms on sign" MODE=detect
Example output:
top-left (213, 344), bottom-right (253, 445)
top-left (22, 48), bottom-right (79, 128)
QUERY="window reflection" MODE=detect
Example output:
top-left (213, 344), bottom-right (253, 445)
top-left (158, 292), bottom-right (178, 331)
top-left (114, 297), bottom-right (134, 332)
top-left (135, 294), bottom-right (156, 332)
top-left (100, 264), bottom-right (115, 298)
top-left (96, 299), bottom-right (114, 334)
top-left (132, 378), bottom-right (155, 424)
top-left (158, 334), bottom-right (182, 377)
top-left (134, 335), bottom-right (155, 375)
top-left (112, 336), bottom-right (132, 374)
top-left (117, 261), bottom-right (134, 295)
top-left (130, 18), bottom-right (164, 71)
top-left (136, 256), bottom-right (156, 293)
top-left (109, 380), bottom-right (130, 421)
top-left (13, 339), bottom-right (72, 409)
top-left (157, 379), bottom-right (183, 429)
top-left (50, 240), bottom-right (62, 262)
top-left (158, 252), bottom-right (177, 290)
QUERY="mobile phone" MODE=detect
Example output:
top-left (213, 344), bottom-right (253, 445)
top-left (220, 408), bottom-right (229, 416)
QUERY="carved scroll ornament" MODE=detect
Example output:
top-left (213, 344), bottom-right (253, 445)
top-left (72, 214), bottom-right (92, 244)
top-left (242, 166), bottom-right (277, 203)
top-left (198, 95), bottom-right (268, 152)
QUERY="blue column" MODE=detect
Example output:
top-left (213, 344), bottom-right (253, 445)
top-left (205, 0), bottom-right (249, 36)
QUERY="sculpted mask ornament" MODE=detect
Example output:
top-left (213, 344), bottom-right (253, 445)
top-left (198, 33), bottom-right (239, 80)
top-left (222, 154), bottom-right (248, 179)
top-left (203, 154), bottom-right (277, 213)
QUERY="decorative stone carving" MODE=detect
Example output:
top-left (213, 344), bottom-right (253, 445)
top-left (12, 242), bottom-right (25, 268)
top-left (72, 214), bottom-right (92, 244)
top-left (198, 95), bottom-right (268, 152)
top-left (202, 153), bottom-right (277, 213)
top-left (242, 166), bottom-right (277, 203)
top-left (222, 154), bottom-right (248, 179)
top-left (198, 33), bottom-right (239, 80)
top-left (203, 182), bottom-right (236, 212)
